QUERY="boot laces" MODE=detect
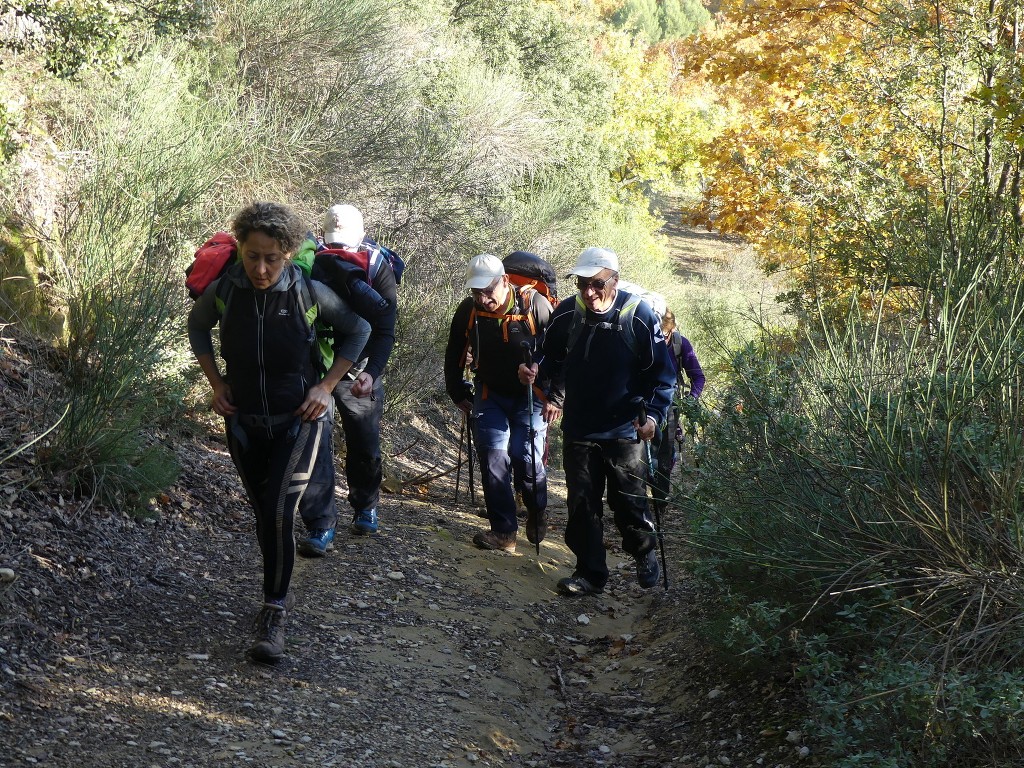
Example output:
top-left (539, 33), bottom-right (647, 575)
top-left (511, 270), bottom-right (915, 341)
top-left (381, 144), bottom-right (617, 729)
top-left (254, 605), bottom-right (285, 641)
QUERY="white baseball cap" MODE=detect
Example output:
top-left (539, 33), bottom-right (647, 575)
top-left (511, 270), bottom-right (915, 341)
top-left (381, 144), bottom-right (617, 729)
top-left (464, 253), bottom-right (505, 290)
top-left (323, 204), bottom-right (365, 248)
top-left (568, 246), bottom-right (619, 278)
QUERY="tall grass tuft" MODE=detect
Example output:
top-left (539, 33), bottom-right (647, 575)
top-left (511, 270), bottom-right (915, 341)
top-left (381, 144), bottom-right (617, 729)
top-left (680, 238), bottom-right (1024, 763)
top-left (35, 43), bottom-right (243, 509)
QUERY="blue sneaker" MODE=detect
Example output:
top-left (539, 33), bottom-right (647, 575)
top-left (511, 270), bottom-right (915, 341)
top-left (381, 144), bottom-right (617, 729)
top-left (351, 508), bottom-right (379, 535)
top-left (296, 527), bottom-right (335, 557)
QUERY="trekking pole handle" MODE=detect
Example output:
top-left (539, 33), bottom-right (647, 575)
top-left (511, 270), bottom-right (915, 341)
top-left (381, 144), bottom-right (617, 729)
top-left (520, 340), bottom-right (533, 367)
top-left (634, 396), bottom-right (647, 426)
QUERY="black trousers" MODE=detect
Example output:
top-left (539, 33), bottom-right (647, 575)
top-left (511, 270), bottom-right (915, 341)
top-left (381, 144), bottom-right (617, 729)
top-left (562, 437), bottom-right (657, 590)
top-left (650, 406), bottom-right (679, 506)
top-left (227, 417), bottom-right (332, 601)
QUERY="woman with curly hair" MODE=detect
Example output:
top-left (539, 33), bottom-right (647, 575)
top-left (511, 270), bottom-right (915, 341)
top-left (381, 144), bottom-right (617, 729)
top-left (187, 201), bottom-right (369, 663)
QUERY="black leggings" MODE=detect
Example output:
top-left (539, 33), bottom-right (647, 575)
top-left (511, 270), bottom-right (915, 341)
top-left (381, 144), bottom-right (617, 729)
top-left (228, 417), bottom-right (332, 601)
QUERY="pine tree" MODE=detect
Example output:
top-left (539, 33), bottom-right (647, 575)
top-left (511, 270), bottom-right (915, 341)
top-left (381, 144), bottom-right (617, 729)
top-left (611, 0), bottom-right (662, 43)
top-left (661, 0), bottom-right (711, 39)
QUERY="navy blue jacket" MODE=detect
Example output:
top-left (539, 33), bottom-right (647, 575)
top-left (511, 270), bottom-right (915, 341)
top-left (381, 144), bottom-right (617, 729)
top-left (540, 289), bottom-right (676, 439)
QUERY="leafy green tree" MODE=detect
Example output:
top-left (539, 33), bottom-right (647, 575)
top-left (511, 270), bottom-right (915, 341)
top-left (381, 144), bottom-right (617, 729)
top-left (601, 31), bottom-right (719, 197)
top-left (611, 0), bottom-right (661, 43)
top-left (2, 1), bottom-right (206, 77)
top-left (661, 0), bottom-right (709, 39)
top-left (610, 0), bottom-right (710, 43)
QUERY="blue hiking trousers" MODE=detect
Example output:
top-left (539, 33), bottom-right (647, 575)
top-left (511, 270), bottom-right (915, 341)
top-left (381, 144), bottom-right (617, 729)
top-left (472, 389), bottom-right (547, 534)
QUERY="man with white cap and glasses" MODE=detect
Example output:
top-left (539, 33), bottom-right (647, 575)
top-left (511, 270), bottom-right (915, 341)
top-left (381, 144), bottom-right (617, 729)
top-left (444, 253), bottom-right (561, 553)
top-left (520, 247), bottom-right (676, 594)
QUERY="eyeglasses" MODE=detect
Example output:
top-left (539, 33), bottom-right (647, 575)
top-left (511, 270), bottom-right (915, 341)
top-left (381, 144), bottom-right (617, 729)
top-left (576, 276), bottom-right (614, 292)
top-left (470, 277), bottom-right (504, 297)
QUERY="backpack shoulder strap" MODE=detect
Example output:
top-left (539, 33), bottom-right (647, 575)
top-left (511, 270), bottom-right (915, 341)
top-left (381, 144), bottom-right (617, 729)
top-left (618, 295), bottom-right (642, 356)
top-left (566, 292), bottom-right (641, 355)
top-left (461, 289), bottom-right (538, 368)
top-left (517, 286), bottom-right (537, 336)
top-left (469, 288), bottom-right (537, 340)
top-left (294, 270), bottom-right (318, 328)
top-left (566, 294), bottom-right (588, 353)
top-left (289, 269), bottom-right (325, 376)
top-left (213, 270), bottom-right (235, 317)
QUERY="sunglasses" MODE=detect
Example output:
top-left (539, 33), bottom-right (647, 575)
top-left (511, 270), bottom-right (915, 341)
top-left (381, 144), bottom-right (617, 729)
top-left (470, 277), bottom-right (504, 297)
top-left (576, 276), bottom-right (613, 291)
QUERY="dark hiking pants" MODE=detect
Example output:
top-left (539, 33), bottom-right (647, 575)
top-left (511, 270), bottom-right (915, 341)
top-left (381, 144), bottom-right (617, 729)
top-left (562, 437), bottom-right (657, 590)
top-left (334, 377), bottom-right (385, 514)
top-left (650, 407), bottom-right (678, 507)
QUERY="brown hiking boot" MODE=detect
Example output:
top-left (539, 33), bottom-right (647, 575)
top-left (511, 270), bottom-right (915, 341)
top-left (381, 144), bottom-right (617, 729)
top-left (249, 602), bottom-right (288, 663)
top-left (515, 491), bottom-right (527, 520)
top-left (473, 530), bottom-right (516, 553)
top-left (525, 510), bottom-right (548, 545)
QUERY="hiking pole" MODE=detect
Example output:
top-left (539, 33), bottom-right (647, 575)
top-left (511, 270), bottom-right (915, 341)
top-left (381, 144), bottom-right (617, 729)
top-left (466, 410), bottom-right (477, 506)
top-left (459, 373), bottom-right (478, 507)
top-left (455, 411), bottom-right (466, 503)
top-left (521, 341), bottom-right (541, 555)
top-left (636, 398), bottom-right (669, 590)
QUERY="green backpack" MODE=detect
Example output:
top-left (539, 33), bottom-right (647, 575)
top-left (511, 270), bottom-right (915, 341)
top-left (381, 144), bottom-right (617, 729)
top-left (292, 238), bottom-right (335, 370)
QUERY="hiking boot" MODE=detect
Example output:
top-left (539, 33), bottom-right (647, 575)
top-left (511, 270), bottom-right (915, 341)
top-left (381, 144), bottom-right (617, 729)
top-left (557, 576), bottom-right (603, 596)
top-left (636, 549), bottom-right (660, 589)
top-left (249, 602), bottom-right (288, 663)
top-left (296, 526), bottom-right (335, 557)
top-left (525, 509), bottom-right (548, 545)
top-left (472, 530), bottom-right (516, 553)
top-left (351, 508), bottom-right (379, 535)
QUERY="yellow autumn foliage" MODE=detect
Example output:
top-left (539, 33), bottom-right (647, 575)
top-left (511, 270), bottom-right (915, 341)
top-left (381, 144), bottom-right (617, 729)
top-left (679, 0), bottom-right (1019, 309)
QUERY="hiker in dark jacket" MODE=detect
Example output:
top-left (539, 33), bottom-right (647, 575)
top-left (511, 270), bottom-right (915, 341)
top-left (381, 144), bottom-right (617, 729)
top-left (294, 203), bottom-right (401, 555)
top-left (520, 247), bottom-right (676, 595)
top-left (651, 309), bottom-right (705, 509)
top-left (443, 253), bottom-right (562, 553)
top-left (187, 201), bottom-right (370, 663)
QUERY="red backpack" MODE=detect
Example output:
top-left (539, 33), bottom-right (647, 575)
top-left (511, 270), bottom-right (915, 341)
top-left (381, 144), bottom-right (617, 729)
top-left (185, 232), bottom-right (238, 300)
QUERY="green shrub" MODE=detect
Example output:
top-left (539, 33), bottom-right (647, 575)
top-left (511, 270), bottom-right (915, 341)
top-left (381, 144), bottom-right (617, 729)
top-left (680, 242), bottom-right (1024, 764)
top-left (34, 41), bottom-right (243, 508)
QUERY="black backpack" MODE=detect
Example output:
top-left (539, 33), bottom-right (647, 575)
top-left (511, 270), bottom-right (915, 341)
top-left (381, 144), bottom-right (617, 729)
top-left (503, 251), bottom-right (559, 305)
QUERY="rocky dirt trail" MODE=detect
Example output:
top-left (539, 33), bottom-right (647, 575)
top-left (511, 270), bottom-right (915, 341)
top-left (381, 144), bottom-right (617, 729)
top-left (0, 224), bottom-right (812, 768)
